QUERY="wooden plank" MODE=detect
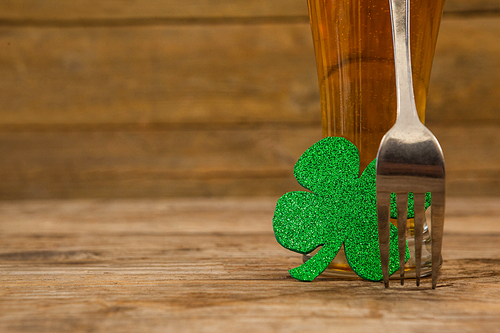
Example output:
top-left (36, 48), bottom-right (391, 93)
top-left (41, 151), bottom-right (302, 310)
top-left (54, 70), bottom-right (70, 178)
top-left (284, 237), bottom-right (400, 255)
top-left (0, 0), bottom-right (496, 22)
top-left (0, 127), bottom-right (320, 199)
top-left (0, 127), bottom-right (320, 176)
top-left (0, 198), bottom-right (499, 332)
top-left (426, 17), bottom-right (500, 124)
top-left (444, 197), bottom-right (500, 234)
top-left (0, 198), bottom-right (279, 234)
top-left (0, 255), bottom-right (498, 332)
top-left (0, 24), bottom-right (320, 126)
top-left (1, 197), bottom-right (499, 235)
top-left (0, 124), bottom-right (498, 198)
top-left (0, 0), bottom-right (309, 21)
top-left (1, 17), bottom-right (499, 126)
top-left (444, 0), bottom-right (500, 13)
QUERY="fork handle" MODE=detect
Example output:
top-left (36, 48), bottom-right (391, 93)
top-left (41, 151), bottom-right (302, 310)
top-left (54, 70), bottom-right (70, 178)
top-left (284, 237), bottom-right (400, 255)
top-left (390, 0), bottom-right (420, 125)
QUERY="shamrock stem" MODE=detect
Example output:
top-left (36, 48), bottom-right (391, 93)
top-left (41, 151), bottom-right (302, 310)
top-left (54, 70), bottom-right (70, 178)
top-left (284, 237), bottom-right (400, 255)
top-left (289, 243), bottom-right (341, 281)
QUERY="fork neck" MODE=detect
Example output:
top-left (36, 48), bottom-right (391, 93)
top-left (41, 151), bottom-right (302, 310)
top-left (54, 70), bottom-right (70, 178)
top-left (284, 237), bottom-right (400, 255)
top-left (390, 0), bottom-right (420, 126)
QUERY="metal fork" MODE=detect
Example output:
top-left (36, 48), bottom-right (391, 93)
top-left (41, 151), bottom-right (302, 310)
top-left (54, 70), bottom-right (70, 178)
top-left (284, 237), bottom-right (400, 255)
top-left (376, 0), bottom-right (445, 289)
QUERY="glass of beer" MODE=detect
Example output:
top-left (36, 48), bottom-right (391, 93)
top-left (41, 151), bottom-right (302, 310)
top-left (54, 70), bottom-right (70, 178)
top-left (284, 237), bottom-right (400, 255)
top-left (305, 0), bottom-right (445, 277)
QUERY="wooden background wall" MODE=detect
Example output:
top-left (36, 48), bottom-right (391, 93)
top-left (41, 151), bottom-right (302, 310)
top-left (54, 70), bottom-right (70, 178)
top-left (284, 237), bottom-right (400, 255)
top-left (0, 0), bottom-right (499, 199)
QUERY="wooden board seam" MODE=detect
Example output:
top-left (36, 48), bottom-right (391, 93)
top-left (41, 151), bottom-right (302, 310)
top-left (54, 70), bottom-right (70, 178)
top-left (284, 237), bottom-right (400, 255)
top-left (0, 16), bottom-right (310, 28)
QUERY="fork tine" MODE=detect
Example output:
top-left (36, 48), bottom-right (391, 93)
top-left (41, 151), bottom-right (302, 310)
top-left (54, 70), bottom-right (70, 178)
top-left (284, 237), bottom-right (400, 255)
top-left (431, 190), bottom-right (445, 289)
top-left (396, 193), bottom-right (408, 285)
top-left (377, 191), bottom-right (391, 288)
top-left (413, 192), bottom-right (426, 286)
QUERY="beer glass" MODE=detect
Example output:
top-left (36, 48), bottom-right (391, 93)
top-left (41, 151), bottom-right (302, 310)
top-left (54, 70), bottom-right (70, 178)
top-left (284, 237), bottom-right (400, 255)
top-left (305, 0), bottom-right (445, 277)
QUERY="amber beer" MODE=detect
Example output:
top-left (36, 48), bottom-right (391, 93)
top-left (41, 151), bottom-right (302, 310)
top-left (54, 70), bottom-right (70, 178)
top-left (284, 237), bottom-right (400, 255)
top-left (306, 0), bottom-right (445, 275)
top-left (308, 0), bottom-right (445, 172)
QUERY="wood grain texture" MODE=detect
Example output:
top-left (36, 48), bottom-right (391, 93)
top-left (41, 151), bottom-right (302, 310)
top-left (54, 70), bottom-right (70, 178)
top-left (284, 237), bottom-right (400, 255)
top-left (1, 2), bottom-right (499, 199)
top-left (0, 198), bottom-right (499, 333)
top-left (0, 126), bottom-right (319, 199)
top-left (0, 0), bottom-right (496, 22)
top-left (444, 0), bottom-right (500, 13)
top-left (0, 24), bottom-right (319, 126)
top-left (1, 17), bottom-right (500, 126)
top-left (0, 124), bottom-right (498, 198)
top-left (427, 17), bottom-right (500, 123)
top-left (0, 0), bottom-right (309, 21)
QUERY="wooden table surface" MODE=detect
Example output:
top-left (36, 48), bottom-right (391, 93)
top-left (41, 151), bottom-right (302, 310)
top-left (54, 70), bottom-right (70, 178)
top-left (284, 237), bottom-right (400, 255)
top-left (1, 197), bottom-right (499, 332)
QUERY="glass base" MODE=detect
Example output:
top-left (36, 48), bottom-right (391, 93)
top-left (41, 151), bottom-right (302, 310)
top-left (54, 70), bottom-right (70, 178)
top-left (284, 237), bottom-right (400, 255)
top-left (303, 213), bottom-right (441, 279)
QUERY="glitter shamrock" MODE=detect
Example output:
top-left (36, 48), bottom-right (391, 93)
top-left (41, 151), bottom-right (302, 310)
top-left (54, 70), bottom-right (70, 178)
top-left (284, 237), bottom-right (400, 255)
top-left (273, 137), bottom-right (431, 282)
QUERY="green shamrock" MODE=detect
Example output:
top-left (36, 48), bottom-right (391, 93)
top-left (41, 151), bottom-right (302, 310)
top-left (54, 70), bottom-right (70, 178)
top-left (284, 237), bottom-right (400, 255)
top-left (273, 137), bottom-right (430, 282)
